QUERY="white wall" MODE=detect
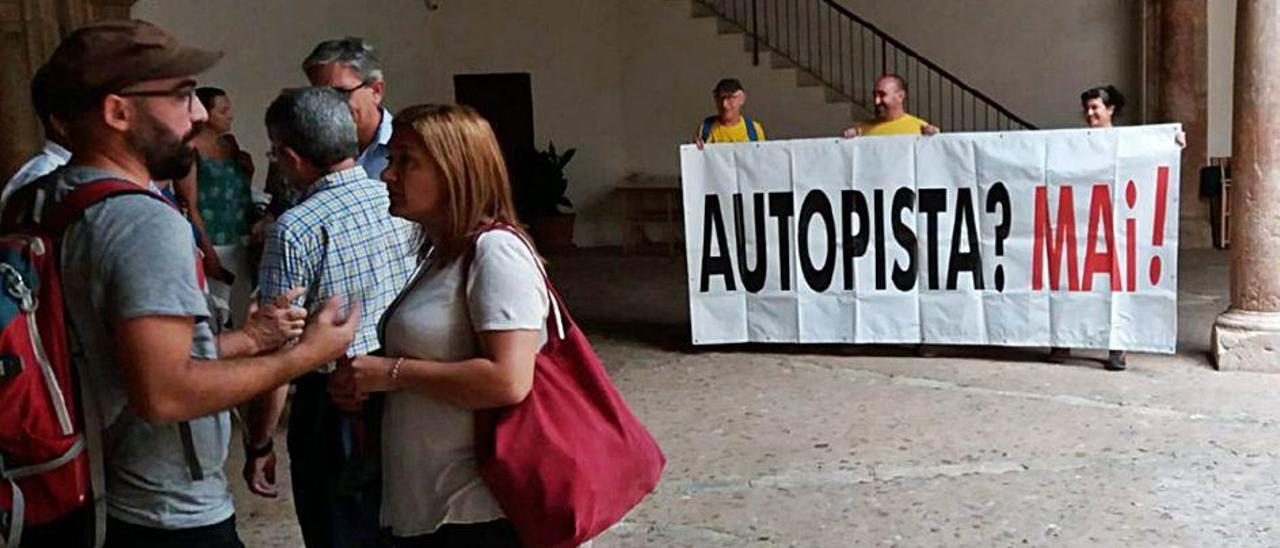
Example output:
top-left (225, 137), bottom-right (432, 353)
top-left (134, 0), bottom-right (1144, 247)
top-left (835, 0), bottom-right (1142, 130)
top-left (1208, 0), bottom-right (1236, 158)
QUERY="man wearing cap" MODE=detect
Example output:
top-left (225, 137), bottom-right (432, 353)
top-left (694, 78), bottom-right (767, 148)
top-left (22, 20), bottom-right (360, 547)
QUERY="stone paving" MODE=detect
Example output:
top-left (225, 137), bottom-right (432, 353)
top-left (233, 248), bottom-right (1280, 547)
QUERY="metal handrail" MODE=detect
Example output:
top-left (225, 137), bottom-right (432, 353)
top-left (693, 0), bottom-right (1037, 131)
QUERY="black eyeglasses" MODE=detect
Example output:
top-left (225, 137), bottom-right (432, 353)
top-left (115, 86), bottom-right (198, 112)
top-left (331, 81), bottom-right (370, 98)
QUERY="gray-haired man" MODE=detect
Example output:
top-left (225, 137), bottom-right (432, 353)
top-left (303, 37), bottom-right (392, 178)
top-left (244, 88), bottom-right (414, 548)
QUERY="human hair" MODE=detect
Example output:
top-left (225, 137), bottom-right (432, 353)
top-left (392, 104), bottom-right (534, 264)
top-left (713, 78), bottom-right (744, 96)
top-left (302, 37), bottom-right (384, 83)
top-left (195, 86), bottom-right (227, 110)
top-left (880, 73), bottom-right (908, 94)
top-left (1081, 85), bottom-right (1125, 118)
top-left (29, 65), bottom-right (58, 137)
top-left (264, 87), bottom-right (358, 168)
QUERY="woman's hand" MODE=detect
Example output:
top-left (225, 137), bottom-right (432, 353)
top-left (329, 355), bottom-right (395, 411)
top-left (202, 250), bottom-right (226, 282)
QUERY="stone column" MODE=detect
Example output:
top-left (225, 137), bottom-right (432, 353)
top-left (1155, 0), bottom-right (1212, 249)
top-left (0, 0), bottom-right (135, 180)
top-left (1212, 0), bottom-right (1280, 371)
top-left (0, 0), bottom-right (59, 180)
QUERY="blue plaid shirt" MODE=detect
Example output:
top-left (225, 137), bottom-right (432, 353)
top-left (258, 165), bottom-right (418, 364)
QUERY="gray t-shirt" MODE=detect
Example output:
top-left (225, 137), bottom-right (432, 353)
top-left (49, 166), bottom-right (232, 529)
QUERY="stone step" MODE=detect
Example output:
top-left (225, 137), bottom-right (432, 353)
top-left (690, 1), bottom-right (716, 18)
top-left (796, 70), bottom-right (822, 87)
top-left (716, 18), bottom-right (745, 35)
top-left (824, 87), bottom-right (852, 103)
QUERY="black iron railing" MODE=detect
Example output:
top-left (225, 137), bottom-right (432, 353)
top-left (696, 0), bottom-right (1037, 131)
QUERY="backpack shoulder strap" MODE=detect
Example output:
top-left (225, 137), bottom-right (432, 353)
top-left (46, 179), bottom-right (161, 233)
top-left (744, 115), bottom-right (760, 142)
top-left (700, 116), bottom-right (717, 142)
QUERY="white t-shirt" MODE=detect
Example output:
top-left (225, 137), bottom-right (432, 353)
top-left (380, 230), bottom-right (549, 537)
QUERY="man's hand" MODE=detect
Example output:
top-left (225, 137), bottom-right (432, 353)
top-left (293, 296), bottom-right (361, 368)
top-left (241, 287), bottom-right (308, 353)
top-left (242, 443), bottom-right (278, 498)
top-left (695, 135), bottom-right (706, 151)
top-left (250, 216), bottom-right (274, 244)
top-left (921, 124), bottom-right (941, 136)
top-left (841, 126), bottom-right (861, 139)
top-left (328, 357), bottom-right (367, 413)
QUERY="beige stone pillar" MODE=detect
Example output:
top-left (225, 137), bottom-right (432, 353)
top-left (1154, 0), bottom-right (1212, 249)
top-left (0, 0), bottom-right (57, 180)
top-left (0, 0), bottom-right (135, 180)
top-left (1212, 0), bottom-right (1280, 371)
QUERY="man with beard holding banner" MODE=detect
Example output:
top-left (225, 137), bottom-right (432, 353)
top-left (842, 74), bottom-right (940, 138)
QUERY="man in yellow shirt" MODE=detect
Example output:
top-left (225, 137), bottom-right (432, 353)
top-left (695, 78), bottom-right (766, 148)
top-left (842, 74), bottom-right (940, 137)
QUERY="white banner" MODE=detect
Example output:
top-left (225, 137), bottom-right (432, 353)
top-left (681, 124), bottom-right (1182, 353)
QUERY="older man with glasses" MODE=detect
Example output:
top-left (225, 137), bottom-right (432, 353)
top-left (303, 37), bottom-right (392, 179)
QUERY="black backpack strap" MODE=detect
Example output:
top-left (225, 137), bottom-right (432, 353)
top-left (177, 422), bottom-right (203, 481)
top-left (700, 116), bottom-right (717, 142)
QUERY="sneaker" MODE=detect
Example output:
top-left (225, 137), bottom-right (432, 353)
top-left (1105, 351), bottom-right (1127, 371)
top-left (1047, 347), bottom-right (1070, 363)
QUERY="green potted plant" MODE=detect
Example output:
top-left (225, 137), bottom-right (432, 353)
top-left (512, 141), bottom-right (577, 253)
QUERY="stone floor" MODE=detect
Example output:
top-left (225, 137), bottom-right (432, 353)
top-left (233, 247), bottom-right (1280, 547)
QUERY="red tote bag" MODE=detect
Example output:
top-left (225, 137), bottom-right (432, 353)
top-left (472, 225), bottom-right (665, 548)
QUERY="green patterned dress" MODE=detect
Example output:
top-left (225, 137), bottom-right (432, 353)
top-left (196, 157), bottom-right (253, 246)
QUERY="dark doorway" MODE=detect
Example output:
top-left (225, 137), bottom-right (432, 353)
top-left (454, 72), bottom-right (534, 164)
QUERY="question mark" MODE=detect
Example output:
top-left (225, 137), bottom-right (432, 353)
top-left (985, 181), bottom-right (1011, 292)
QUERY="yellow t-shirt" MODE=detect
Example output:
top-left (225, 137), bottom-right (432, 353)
top-left (698, 116), bottom-right (767, 143)
top-left (857, 114), bottom-right (929, 136)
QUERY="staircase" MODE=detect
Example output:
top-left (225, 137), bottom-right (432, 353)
top-left (689, 0), bottom-right (1037, 131)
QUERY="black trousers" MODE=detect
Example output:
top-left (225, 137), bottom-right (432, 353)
top-left (392, 520), bottom-right (521, 548)
top-left (102, 515), bottom-right (243, 548)
top-left (289, 374), bottom-right (382, 548)
top-left (18, 504), bottom-right (94, 548)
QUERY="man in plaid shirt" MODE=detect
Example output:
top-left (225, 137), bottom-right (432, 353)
top-left (244, 87), bottom-right (416, 547)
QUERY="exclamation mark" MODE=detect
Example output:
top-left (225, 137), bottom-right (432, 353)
top-left (1126, 180), bottom-right (1137, 292)
top-left (1149, 166), bottom-right (1170, 285)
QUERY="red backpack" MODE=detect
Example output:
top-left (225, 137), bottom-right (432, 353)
top-left (0, 179), bottom-right (158, 547)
